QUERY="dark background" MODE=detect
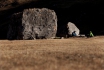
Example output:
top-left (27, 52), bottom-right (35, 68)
top-left (0, 0), bottom-right (104, 39)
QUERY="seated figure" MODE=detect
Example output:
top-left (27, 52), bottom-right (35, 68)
top-left (72, 31), bottom-right (77, 36)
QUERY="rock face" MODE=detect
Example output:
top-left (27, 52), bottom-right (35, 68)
top-left (7, 8), bottom-right (57, 40)
top-left (7, 12), bottom-right (23, 40)
top-left (67, 22), bottom-right (80, 36)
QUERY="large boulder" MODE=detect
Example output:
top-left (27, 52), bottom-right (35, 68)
top-left (7, 8), bottom-right (57, 40)
top-left (67, 22), bottom-right (80, 36)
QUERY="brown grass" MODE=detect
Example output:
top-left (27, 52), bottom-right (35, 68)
top-left (0, 36), bottom-right (104, 70)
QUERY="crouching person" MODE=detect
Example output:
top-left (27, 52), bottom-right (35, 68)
top-left (89, 31), bottom-right (94, 37)
top-left (72, 31), bottom-right (77, 37)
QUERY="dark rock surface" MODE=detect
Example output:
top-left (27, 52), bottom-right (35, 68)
top-left (7, 8), bottom-right (57, 40)
top-left (7, 12), bottom-right (23, 40)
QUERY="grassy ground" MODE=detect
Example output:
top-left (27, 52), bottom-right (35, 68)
top-left (0, 36), bottom-right (104, 70)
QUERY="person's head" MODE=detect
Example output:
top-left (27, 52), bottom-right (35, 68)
top-left (74, 31), bottom-right (76, 33)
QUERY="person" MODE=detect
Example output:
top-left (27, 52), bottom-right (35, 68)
top-left (89, 31), bottom-right (94, 37)
top-left (72, 31), bottom-right (77, 37)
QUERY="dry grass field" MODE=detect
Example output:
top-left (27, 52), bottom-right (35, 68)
top-left (0, 36), bottom-right (104, 70)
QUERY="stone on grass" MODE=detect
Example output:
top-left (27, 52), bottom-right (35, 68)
top-left (67, 22), bottom-right (80, 36)
top-left (7, 8), bottom-right (57, 40)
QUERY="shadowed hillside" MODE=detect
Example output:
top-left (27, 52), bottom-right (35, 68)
top-left (0, 0), bottom-right (104, 39)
